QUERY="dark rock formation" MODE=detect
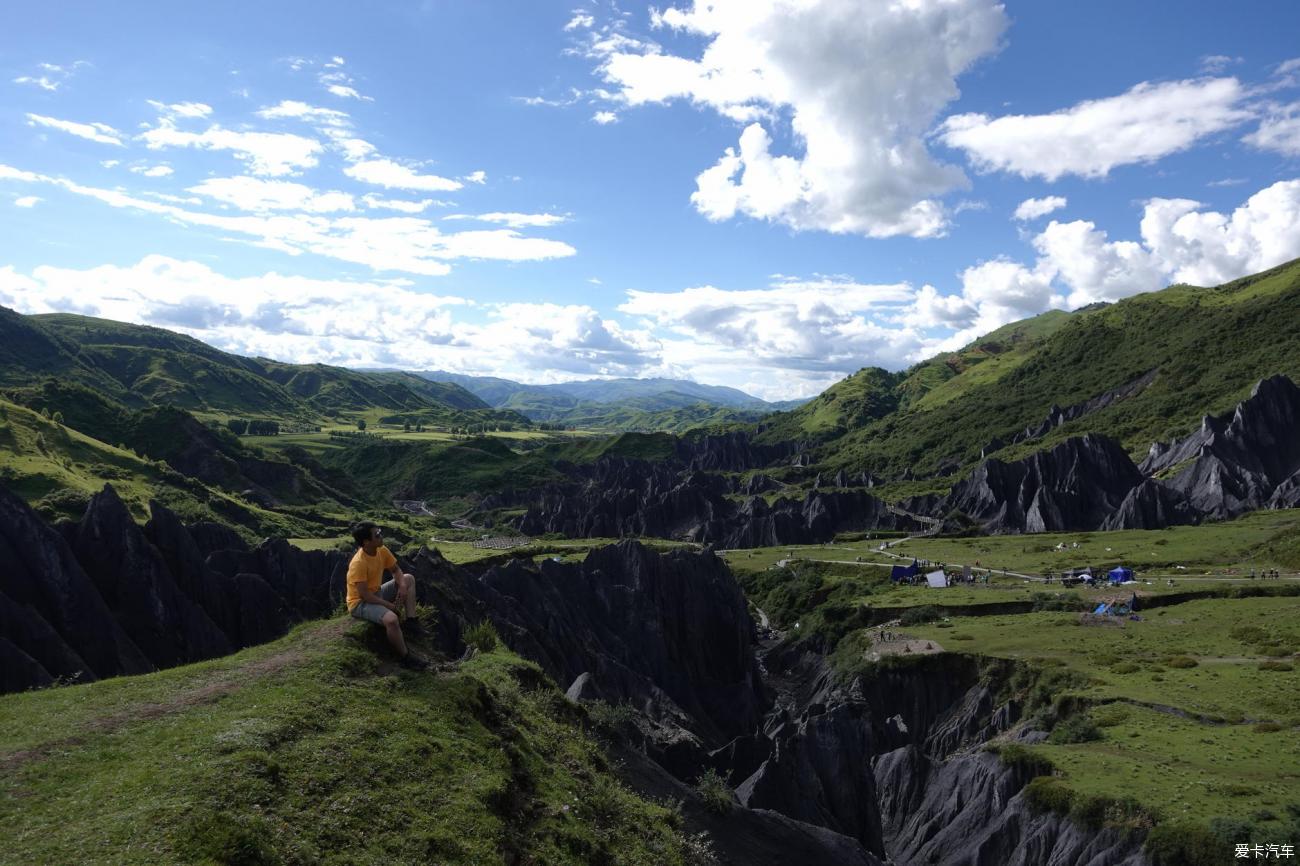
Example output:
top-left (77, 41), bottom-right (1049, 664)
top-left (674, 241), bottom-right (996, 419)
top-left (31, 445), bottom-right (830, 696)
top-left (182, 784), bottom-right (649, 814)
top-left (515, 457), bottom-right (903, 548)
top-left (1141, 375), bottom-right (1300, 520)
top-left (0, 482), bottom-right (347, 694)
top-left (941, 434), bottom-right (1143, 533)
top-left (0, 484), bottom-right (151, 687)
top-left (1102, 478), bottom-right (1195, 531)
top-left (416, 540), bottom-right (767, 746)
top-left (69, 485), bottom-right (232, 669)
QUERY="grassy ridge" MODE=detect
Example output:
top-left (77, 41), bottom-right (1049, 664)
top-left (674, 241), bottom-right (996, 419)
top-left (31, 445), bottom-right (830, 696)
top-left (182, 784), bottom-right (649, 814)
top-left (0, 618), bottom-right (701, 865)
top-left (751, 258), bottom-right (1300, 477)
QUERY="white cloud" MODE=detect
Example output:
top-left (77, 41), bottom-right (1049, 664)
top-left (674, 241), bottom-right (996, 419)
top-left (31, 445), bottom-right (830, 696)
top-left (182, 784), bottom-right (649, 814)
top-left (565, 13), bottom-right (595, 31)
top-left (139, 119), bottom-right (322, 176)
top-left (1200, 55), bottom-right (1242, 74)
top-left (361, 194), bottom-right (438, 213)
top-left (1013, 196), bottom-right (1068, 221)
top-left (147, 100), bottom-right (214, 119)
top-left (0, 256), bottom-right (657, 380)
top-left (1245, 103), bottom-right (1300, 157)
top-left (939, 78), bottom-right (1252, 181)
top-left (464, 170), bottom-right (487, 184)
top-left (909, 179), bottom-right (1300, 353)
top-left (326, 84), bottom-right (370, 100)
top-left (587, 0), bottom-right (1008, 238)
top-left (100, 160), bottom-right (121, 169)
top-left (130, 164), bottom-right (174, 178)
top-left (189, 176), bottom-right (356, 213)
top-left (443, 212), bottom-right (569, 228)
top-left (0, 163), bottom-right (576, 276)
top-left (25, 113), bottom-right (124, 146)
top-left (619, 275), bottom-right (922, 382)
top-left (12, 61), bottom-right (88, 92)
top-left (14, 196), bottom-right (41, 208)
top-left (592, 110), bottom-right (618, 125)
top-left (344, 159), bottom-right (463, 192)
top-left (256, 100), bottom-right (350, 127)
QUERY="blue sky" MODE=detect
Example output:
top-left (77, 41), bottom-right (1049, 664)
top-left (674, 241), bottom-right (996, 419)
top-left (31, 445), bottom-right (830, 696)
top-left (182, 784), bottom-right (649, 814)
top-left (2, 1), bottom-right (1299, 400)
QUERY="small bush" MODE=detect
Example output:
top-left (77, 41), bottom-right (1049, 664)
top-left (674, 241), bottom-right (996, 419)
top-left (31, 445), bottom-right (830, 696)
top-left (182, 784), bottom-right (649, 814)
top-left (694, 769), bottom-right (733, 815)
top-left (952, 634), bottom-right (974, 641)
top-left (1110, 661), bottom-right (1140, 674)
top-left (1022, 776), bottom-right (1073, 815)
top-left (464, 620), bottom-right (500, 653)
top-left (900, 605), bottom-right (940, 626)
top-left (1163, 655), bottom-right (1199, 669)
top-left (993, 744), bottom-right (1055, 777)
top-left (1091, 704), bottom-right (1131, 728)
top-left (1049, 713), bottom-right (1102, 745)
top-left (1258, 645), bottom-right (1292, 657)
top-left (1144, 821), bottom-right (1222, 866)
top-left (1069, 793), bottom-right (1156, 830)
top-left (1260, 660), bottom-right (1294, 671)
top-left (1253, 721), bottom-right (1283, 733)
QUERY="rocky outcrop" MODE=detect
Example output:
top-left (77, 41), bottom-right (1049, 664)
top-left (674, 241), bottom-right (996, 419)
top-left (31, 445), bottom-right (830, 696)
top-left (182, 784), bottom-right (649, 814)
top-left (0, 484), bottom-right (152, 687)
top-left (1141, 375), bottom-right (1300, 520)
top-left (515, 457), bottom-right (904, 548)
top-left (676, 430), bottom-right (799, 472)
top-left (941, 434), bottom-right (1143, 533)
top-left (0, 482), bottom-right (346, 694)
top-left (1102, 478), bottom-right (1194, 531)
top-left (999, 369), bottom-right (1159, 453)
top-left (416, 541), bottom-right (767, 746)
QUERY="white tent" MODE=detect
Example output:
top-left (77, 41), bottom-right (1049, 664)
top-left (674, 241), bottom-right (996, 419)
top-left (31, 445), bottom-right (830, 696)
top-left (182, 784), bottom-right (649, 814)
top-left (925, 570), bottom-right (947, 588)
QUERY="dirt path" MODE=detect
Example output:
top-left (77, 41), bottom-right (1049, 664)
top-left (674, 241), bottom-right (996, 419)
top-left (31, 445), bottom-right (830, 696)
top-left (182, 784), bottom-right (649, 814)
top-left (0, 619), bottom-right (349, 774)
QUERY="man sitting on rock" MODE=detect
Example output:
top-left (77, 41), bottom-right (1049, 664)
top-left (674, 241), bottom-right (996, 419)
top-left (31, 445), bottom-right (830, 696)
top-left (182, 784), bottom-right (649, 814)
top-left (346, 521), bottom-right (428, 670)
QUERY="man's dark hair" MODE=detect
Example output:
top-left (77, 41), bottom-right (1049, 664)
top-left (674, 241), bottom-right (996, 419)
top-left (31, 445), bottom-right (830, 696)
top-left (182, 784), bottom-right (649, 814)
top-left (351, 520), bottom-right (379, 548)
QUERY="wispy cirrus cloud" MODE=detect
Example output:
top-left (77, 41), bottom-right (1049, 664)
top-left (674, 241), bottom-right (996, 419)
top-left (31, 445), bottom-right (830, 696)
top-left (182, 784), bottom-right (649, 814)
top-left (25, 113), bottom-right (123, 146)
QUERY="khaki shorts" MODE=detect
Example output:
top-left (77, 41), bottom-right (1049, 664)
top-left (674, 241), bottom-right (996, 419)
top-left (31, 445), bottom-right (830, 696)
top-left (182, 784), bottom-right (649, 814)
top-left (350, 579), bottom-right (398, 624)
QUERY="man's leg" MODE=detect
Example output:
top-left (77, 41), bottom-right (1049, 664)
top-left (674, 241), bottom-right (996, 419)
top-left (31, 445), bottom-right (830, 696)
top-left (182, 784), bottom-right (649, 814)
top-left (381, 610), bottom-right (408, 657)
top-left (401, 572), bottom-right (418, 618)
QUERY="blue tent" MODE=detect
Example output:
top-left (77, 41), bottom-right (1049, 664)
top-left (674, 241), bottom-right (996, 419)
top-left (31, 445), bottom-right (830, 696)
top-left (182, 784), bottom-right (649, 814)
top-left (1108, 566), bottom-right (1134, 584)
top-left (891, 563), bottom-right (918, 582)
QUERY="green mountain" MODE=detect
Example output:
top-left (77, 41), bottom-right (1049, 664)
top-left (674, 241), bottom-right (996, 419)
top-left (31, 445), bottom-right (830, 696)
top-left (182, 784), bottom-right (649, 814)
top-left (760, 257), bottom-right (1300, 484)
top-left (2, 310), bottom-right (511, 426)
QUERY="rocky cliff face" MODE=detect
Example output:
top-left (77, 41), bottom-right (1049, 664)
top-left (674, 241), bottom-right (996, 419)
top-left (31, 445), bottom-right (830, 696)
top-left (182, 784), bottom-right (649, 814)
top-left (1141, 374), bottom-right (1300, 520)
top-left (940, 434), bottom-right (1144, 533)
top-left (0, 482), bottom-right (346, 694)
top-left (514, 456), bottom-right (905, 547)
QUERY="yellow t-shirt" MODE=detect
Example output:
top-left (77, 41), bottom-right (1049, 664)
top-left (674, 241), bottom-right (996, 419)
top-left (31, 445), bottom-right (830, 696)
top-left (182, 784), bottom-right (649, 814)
top-left (346, 545), bottom-right (398, 610)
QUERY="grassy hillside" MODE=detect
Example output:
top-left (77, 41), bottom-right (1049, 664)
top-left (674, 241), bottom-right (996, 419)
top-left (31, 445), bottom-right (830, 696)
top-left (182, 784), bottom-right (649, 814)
top-left (0, 617), bottom-right (703, 865)
top-left (753, 258), bottom-right (1300, 477)
top-left (26, 313), bottom-right (499, 426)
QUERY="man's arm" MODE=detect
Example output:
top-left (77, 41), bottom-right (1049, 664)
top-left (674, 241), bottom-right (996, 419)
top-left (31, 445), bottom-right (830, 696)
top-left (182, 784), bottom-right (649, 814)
top-left (354, 581), bottom-right (397, 612)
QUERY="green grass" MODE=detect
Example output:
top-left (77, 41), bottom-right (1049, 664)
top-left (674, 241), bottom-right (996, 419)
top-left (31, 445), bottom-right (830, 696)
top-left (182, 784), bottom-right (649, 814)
top-left (903, 597), bottom-right (1300, 829)
top-left (890, 510), bottom-right (1300, 574)
top-left (0, 618), bottom-right (702, 866)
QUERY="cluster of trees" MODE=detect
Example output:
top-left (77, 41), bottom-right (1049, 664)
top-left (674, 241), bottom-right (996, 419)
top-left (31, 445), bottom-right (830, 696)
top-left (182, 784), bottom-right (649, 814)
top-left (451, 423), bottom-right (515, 435)
top-left (328, 429), bottom-right (384, 441)
top-left (227, 418), bottom-right (281, 436)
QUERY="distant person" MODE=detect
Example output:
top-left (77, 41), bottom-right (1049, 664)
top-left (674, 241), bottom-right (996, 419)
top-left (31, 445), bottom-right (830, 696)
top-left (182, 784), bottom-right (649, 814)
top-left (347, 521), bottom-right (428, 670)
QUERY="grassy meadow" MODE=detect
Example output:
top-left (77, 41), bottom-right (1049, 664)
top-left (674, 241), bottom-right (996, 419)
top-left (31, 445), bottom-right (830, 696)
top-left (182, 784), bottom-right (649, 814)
top-left (0, 617), bottom-right (703, 866)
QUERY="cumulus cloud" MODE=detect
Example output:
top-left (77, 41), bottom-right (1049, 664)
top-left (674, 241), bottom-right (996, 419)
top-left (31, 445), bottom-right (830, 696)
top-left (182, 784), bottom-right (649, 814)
top-left (464, 170), bottom-right (487, 185)
top-left (592, 110), bottom-right (618, 125)
top-left (344, 159), bottom-right (463, 192)
top-left (14, 196), bottom-right (41, 208)
top-left (0, 256), bottom-right (658, 379)
top-left (25, 113), bottom-right (123, 146)
top-left (1013, 196), bottom-right (1067, 221)
top-left (619, 275), bottom-right (923, 388)
top-left (939, 78), bottom-right (1252, 181)
top-left (586, 0), bottom-right (1009, 238)
top-left (564, 13), bottom-right (595, 31)
top-left (0, 163), bottom-right (576, 276)
top-left (130, 164), bottom-right (174, 177)
top-left (911, 179), bottom-right (1300, 352)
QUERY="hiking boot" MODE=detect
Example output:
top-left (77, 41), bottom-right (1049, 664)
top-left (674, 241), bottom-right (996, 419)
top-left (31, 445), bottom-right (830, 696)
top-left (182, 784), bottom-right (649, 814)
top-left (399, 652), bottom-right (429, 671)
top-left (402, 619), bottom-right (427, 637)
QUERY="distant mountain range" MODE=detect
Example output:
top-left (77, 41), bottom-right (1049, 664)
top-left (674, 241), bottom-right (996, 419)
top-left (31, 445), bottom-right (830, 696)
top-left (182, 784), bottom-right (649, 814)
top-left (413, 371), bottom-right (807, 431)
